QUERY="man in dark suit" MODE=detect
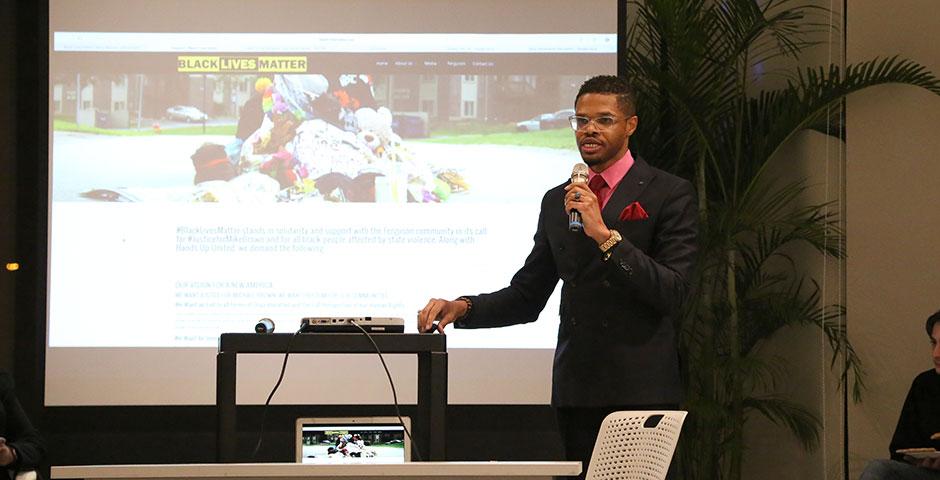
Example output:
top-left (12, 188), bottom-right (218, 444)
top-left (418, 75), bottom-right (698, 479)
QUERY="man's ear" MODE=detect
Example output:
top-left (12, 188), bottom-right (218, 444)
top-left (625, 115), bottom-right (638, 136)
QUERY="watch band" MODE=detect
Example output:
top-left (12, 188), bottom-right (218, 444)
top-left (599, 229), bottom-right (622, 253)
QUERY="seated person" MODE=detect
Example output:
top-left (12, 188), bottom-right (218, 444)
top-left (1, 370), bottom-right (46, 480)
top-left (860, 310), bottom-right (940, 479)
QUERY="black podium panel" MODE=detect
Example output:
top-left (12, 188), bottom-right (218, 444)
top-left (216, 333), bottom-right (447, 462)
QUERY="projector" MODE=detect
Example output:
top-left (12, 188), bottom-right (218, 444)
top-left (300, 316), bottom-right (405, 333)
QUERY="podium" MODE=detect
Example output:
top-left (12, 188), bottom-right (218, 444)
top-left (217, 333), bottom-right (447, 462)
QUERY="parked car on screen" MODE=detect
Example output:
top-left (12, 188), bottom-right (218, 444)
top-left (516, 113), bottom-right (553, 132)
top-left (392, 113), bottom-right (428, 138)
top-left (165, 105), bottom-right (208, 122)
top-left (540, 109), bottom-right (575, 130)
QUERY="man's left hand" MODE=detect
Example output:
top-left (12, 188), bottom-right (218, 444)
top-left (564, 183), bottom-right (610, 245)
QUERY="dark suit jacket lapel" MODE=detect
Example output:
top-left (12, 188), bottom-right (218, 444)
top-left (602, 156), bottom-right (655, 226)
top-left (572, 157), bottom-right (655, 280)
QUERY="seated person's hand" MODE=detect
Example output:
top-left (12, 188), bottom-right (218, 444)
top-left (917, 455), bottom-right (940, 470)
top-left (0, 437), bottom-right (16, 467)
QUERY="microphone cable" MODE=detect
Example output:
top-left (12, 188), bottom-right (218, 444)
top-left (349, 320), bottom-right (425, 462)
top-left (250, 325), bottom-right (303, 460)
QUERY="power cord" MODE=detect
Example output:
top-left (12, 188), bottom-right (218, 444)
top-left (251, 325), bottom-right (303, 460)
top-left (251, 322), bottom-right (425, 461)
top-left (349, 321), bottom-right (425, 462)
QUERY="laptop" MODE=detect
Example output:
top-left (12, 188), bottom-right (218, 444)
top-left (295, 416), bottom-right (411, 464)
top-left (299, 317), bottom-right (405, 333)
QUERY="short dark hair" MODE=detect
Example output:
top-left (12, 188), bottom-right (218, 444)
top-left (575, 75), bottom-right (637, 117)
top-left (927, 310), bottom-right (940, 337)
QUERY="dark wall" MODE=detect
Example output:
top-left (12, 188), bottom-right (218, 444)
top-left (4, 1), bottom-right (564, 474)
top-left (0, 0), bottom-right (19, 369)
top-left (11, 0), bottom-right (48, 423)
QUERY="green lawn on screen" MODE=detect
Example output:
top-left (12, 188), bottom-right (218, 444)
top-left (53, 119), bottom-right (236, 136)
top-left (418, 128), bottom-right (576, 150)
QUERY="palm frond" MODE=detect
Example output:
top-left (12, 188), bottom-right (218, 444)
top-left (758, 56), bottom-right (940, 169)
top-left (714, 0), bottom-right (829, 65)
top-left (810, 304), bottom-right (866, 402)
top-left (743, 395), bottom-right (821, 450)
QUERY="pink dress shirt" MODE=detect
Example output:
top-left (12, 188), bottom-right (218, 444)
top-left (587, 150), bottom-right (635, 210)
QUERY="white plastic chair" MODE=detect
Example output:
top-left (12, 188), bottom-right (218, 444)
top-left (585, 410), bottom-right (687, 480)
top-left (15, 471), bottom-right (38, 480)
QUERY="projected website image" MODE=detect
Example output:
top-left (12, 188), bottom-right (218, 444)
top-left (51, 72), bottom-right (582, 205)
top-left (301, 426), bottom-right (406, 464)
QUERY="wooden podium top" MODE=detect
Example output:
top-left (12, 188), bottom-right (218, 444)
top-left (52, 461), bottom-right (581, 480)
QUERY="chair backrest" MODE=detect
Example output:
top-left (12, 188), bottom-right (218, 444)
top-left (585, 410), bottom-right (687, 480)
top-left (15, 470), bottom-right (38, 480)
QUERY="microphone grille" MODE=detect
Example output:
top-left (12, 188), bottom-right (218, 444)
top-left (571, 163), bottom-right (589, 184)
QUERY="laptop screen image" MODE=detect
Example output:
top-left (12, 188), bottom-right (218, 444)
top-left (296, 417), bottom-right (411, 464)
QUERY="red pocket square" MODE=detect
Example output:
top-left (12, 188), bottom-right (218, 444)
top-left (619, 201), bottom-right (649, 221)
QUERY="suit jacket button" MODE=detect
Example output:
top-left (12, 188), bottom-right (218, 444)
top-left (602, 280), bottom-right (611, 288)
top-left (618, 260), bottom-right (633, 277)
top-left (602, 320), bottom-right (608, 328)
top-left (570, 317), bottom-right (577, 326)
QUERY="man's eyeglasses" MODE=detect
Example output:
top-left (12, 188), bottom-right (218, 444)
top-left (568, 115), bottom-right (620, 131)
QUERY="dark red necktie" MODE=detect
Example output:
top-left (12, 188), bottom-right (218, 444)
top-left (589, 175), bottom-right (608, 209)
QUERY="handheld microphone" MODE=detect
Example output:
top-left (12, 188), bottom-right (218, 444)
top-left (255, 318), bottom-right (275, 334)
top-left (569, 163), bottom-right (589, 231)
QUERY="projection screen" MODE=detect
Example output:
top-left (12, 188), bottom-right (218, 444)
top-left (46, 0), bottom-right (619, 405)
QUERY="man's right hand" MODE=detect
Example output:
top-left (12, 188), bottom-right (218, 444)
top-left (417, 298), bottom-right (468, 333)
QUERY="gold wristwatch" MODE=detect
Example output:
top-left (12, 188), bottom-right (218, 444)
top-left (599, 229), bottom-right (622, 254)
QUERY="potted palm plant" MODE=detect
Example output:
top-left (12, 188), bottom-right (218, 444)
top-left (622, 1), bottom-right (940, 478)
